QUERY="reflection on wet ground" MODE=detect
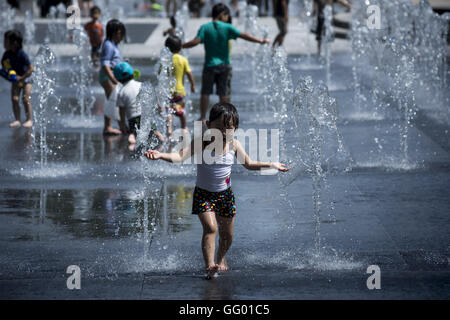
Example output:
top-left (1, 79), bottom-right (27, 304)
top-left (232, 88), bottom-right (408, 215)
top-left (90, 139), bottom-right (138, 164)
top-left (0, 185), bottom-right (194, 240)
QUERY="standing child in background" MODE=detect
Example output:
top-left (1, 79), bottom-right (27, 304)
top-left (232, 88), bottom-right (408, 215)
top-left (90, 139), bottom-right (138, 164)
top-left (188, 0), bottom-right (205, 18)
top-left (99, 19), bottom-right (127, 136)
top-left (182, 3), bottom-right (269, 122)
top-left (164, 35), bottom-right (195, 138)
top-left (272, 0), bottom-right (289, 47)
top-left (79, 0), bottom-right (94, 17)
top-left (163, 16), bottom-right (177, 37)
top-left (1, 30), bottom-right (34, 128)
top-left (145, 102), bottom-right (290, 278)
top-left (84, 6), bottom-right (104, 67)
top-left (313, 0), bottom-right (351, 55)
top-left (114, 62), bottom-right (166, 151)
top-left (165, 0), bottom-right (177, 17)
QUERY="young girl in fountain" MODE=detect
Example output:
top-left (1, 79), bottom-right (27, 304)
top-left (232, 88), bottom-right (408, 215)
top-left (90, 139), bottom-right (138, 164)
top-left (1, 30), bottom-right (34, 128)
top-left (144, 102), bottom-right (290, 278)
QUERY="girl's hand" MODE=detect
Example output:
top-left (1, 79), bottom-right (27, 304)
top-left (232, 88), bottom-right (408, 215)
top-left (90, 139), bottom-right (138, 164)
top-left (270, 162), bottom-right (291, 172)
top-left (191, 85), bottom-right (196, 93)
top-left (144, 149), bottom-right (162, 160)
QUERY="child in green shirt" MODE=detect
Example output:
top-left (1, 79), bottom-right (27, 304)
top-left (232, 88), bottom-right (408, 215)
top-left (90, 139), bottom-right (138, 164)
top-left (182, 3), bottom-right (269, 122)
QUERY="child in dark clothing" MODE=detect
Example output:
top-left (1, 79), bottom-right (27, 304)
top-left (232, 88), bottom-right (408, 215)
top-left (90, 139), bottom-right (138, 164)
top-left (272, 0), bottom-right (289, 47)
top-left (163, 16), bottom-right (177, 37)
top-left (1, 30), bottom-right (34, 128)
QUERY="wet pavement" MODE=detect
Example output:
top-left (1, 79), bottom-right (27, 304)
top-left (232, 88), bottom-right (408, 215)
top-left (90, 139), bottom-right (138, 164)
top-left (0, 50), bottom-right (449, 299)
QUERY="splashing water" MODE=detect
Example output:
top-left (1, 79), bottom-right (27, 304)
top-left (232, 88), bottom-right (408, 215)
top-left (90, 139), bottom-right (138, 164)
top-left (351, 0), bottom-right (449, 165)
top-left (264, 47), bottom-right (294, 179)
top-left (0, 1), bottom-right (15, 30)
top-left (46, 5), bottom-right (67, 44)
top-left (254, 41), bottom-right (353, 257)
top-left (33, 43), bottom-right (60, 169)
top-left (96, 0), bottom-right (126, 27)
top-left (174, 2), bottom-right (190, 43)
top-left (237, 3), bottom-right (269, 90)
top-left (293, 0), bottom-right (316, 67)
top-left (135, 82), bottom-right (161, 160)
top-left (136, 48), bottom-right (175, 174)
top-left (253, 42), bottom-right (272, 99)
top-left (134, 186), bottom-right (162, 261)
top-left (264, 47), bottom-right (293, 121)
top-left (322, 5), bottom-right (334, 88)
top-left (23, 10), bottom-right (36, 51)
top-left (283, 77), bottom-right (352, 254)
top-left (69, 29), bottom-right (96, 124)
top-left (0, 1), bottom-right (15, 58)
top-left (155, 47), bottom-right (176, 134)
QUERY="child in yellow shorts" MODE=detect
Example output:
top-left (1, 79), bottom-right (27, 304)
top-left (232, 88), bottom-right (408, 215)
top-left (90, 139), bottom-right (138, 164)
top-left (165, 36), bottom-right (195, 138)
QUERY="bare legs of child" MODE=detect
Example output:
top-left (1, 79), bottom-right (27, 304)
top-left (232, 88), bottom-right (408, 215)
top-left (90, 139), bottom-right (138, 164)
top-left (198, 211), bottom-right (234, 278)
top-left (216, 215), bottom-right (234, 271)
top-left (10, 83), bottom-right (33, 128)
top-left (167, 108), bottom-right (188, 141)
top-left (100, 80), bottom-right (123, 135)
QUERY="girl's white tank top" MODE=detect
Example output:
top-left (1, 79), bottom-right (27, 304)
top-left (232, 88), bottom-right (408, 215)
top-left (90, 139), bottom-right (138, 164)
top-left (196, 146), bottom-right (235, 193)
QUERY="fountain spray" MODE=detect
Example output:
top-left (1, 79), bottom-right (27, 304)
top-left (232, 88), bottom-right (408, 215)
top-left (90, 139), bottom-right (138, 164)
top-left (33, 42), bottom-right (60, 169)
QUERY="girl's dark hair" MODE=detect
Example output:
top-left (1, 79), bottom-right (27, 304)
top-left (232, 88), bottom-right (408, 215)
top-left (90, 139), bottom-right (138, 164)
top-left (165, 35), bottom-right (182, 53)
top-left (212, 3), bottom-right (230, 20)
top-left (209, 102), bottom-right (239, 129)
top-left (106, 19), bottom-right (126, 41)
top-left (4, 30), bottom-right (23, 50)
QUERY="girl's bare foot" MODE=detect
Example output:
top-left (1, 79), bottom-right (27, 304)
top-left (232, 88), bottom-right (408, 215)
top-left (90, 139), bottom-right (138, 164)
top-left (205, 264), bottom-right (219, 279)
top-left (22, 120), bottom-right (33, 128)
top-left (9, 120), bottom-right (21, 128)
top-left (217, 261), bottom-right (229, 271)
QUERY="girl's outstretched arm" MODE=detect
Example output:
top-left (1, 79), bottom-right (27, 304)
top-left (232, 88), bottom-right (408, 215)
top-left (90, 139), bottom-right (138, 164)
top-left (233, 139), bottom-right (290, 172)
top-left (145, 135), bottom-right (201, 163)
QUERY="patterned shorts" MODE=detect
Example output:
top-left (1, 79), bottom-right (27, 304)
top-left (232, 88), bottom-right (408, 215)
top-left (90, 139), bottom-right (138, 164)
top-left (192, 186), bottom-right (236, 218)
